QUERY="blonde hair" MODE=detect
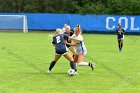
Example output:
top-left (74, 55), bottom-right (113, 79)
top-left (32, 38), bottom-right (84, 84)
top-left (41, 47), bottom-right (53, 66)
top-left (65, 25), bottom-right (71, 30)
top-left (48, 28), bottom-right (62, 38)
top-left (55, 28), bottom-right (62, 35)
top-left (74, 25), bottom-right (82, 34)
top-left (64, 24), bottom-right (67, 27)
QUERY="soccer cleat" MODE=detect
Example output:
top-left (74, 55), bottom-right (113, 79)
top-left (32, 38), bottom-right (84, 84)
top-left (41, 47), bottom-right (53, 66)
top-left (120, 48), bottom-right (122, 52)
top-left (74, 72), bottom-right (79, 75)
top-left (90, 63), bottom-right (95, 71)
top-left (47, 70), bottom-right (51, 73)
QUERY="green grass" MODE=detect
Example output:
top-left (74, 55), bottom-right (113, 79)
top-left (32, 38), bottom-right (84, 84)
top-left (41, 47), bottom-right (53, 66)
top-left (0, 32), bottom-right (140, 93)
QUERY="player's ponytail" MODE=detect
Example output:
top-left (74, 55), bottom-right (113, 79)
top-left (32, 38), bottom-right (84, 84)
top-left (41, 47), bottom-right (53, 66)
top-left (48, 28), bottom-right (62, 38)
top-left (76, 24), bottom-right (82, 34)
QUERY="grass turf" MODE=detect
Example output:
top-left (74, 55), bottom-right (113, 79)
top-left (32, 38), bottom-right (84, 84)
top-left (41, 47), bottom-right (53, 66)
top-left (0, 32), bottom-right (140, 93)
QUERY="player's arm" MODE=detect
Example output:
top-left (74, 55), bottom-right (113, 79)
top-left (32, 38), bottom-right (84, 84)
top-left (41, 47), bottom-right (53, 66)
top-left (69, 36), bottom-right (83, 41)
top-left (52, 39), bottom-right (55, 46)
top-left (116, 30), bottom-right (119, 35)
top-left (48, 34), bottom-right (54, 38)
top-left (64, 40), bottom-right (78, 46)
top-left (122, 29), bottom-right (125, 34)
top-left (52, 43), bottom-right (55, 46)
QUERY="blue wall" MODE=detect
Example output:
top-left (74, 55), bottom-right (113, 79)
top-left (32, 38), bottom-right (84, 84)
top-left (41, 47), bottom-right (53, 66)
top-left (0, 13), bottom-right (140, 32)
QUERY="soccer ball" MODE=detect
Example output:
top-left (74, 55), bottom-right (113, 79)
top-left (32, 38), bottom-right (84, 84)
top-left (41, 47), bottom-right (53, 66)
top-left (67, 69), bottom-right (75, 76)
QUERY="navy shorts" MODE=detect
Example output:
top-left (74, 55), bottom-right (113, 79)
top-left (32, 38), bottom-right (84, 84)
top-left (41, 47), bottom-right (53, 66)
top-left (117, 35), bottom-right (124, 40)
top-left (55, 49), bottom-right (68, 55)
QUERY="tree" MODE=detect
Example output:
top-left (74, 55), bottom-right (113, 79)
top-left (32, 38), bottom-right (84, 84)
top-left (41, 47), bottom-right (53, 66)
top-left (0, 0), bottom-right (140, 15)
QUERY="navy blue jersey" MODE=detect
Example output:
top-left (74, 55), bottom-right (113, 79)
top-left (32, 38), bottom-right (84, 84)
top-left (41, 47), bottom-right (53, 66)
top-left (64, 31), bottom-right (73, 36)
top-left (64, 31), bottom-right (74, 47)
top-left (116, 28), bottom-right (124, 39)
top-left (52, 34), bottom-right (68, 54)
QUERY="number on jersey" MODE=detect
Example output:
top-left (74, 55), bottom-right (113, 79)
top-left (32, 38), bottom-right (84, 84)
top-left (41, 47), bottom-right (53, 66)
top-left (56, 36), bottom-right (61, 43)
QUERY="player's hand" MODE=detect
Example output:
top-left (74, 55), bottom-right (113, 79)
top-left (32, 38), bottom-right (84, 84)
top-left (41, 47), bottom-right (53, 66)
top-left (69, 36), bottom-right (73, 40)
top-left (68, 38), bottom-right (71, 42)
top-left (63, 40), bottom-right (67, 44)
top-left (69, 36), bottom-right (76, 40)
top-left (48, 34), bottom-right (54, 38)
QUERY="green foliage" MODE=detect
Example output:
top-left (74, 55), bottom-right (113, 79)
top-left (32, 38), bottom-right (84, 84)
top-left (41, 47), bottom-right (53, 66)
top-left (0, 0), bottom-right (140, 14)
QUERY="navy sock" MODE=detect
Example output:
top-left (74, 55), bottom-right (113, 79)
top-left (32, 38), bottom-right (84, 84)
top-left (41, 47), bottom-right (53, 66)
top-left (118, 44), bottom-right (121, 51)
top-left (88, 63), bottom-right (91, 66)
top-left (121, 44), bottom-right (123, 49)
top-left (70, 61), bottom-right (75, 70)
top-left (74, 62), bottom-right (77, 72)
top-left (49, 61), bottom-right (56, 71)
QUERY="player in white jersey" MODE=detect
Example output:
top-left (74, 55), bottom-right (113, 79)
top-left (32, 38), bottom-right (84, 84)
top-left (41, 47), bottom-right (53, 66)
top-left (64, 25), bottom-right (94, 71)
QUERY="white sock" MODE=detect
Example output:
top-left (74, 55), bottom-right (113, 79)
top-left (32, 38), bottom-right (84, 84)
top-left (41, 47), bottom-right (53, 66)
top-left (77, 62), bottom-right (89, 66)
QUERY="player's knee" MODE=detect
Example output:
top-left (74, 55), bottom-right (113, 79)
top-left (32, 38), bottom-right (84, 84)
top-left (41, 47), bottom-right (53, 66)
top-left (69, 57), bottom-right (74, 61)
top-left (53, 60), bottom-right (57, 63)
top-left (77, 61), bottom-right (81, 64)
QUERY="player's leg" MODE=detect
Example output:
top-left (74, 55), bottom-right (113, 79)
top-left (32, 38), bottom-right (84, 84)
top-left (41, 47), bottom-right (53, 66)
top-left (73, 54), bottom-right (79, 72)
top-left (63, 52), bottom-right (75, 70)
top-left (120, 38), bottom-right (124, 51)
top-left (118, 39), bottom-right (121, 51)
top-left (74, 54), bottom-right (78, 62)
top-left (77, 54), bottom-right (94, 71)
top-left (48, 54), bottom-right (61, 73)
top-left (69, 46), bottom-right (77, 57)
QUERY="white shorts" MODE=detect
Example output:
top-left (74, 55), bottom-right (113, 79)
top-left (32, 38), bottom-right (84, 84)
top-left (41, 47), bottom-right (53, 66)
top-left (76, 48), bottom-right (87, 55)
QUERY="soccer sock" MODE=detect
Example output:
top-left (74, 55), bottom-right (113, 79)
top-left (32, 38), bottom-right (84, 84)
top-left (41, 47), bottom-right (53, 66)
top-left (49, 61), bottom-right (56, 71)
top-left (77, 62), bottom-right (89, 66)
top-left (74, 62), bottom-right (77, 72)
top-left (70, 61), bottom-right (75, 70)
top-left (118, 44), bottom-right (121, 51)
top-left (121, 44), bottom-right (123, 49)
top-left (88, 63), bottom-right (92, 66)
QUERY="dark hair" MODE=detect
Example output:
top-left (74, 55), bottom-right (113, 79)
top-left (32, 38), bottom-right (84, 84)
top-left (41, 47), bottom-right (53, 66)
top-left (75, 24), bottom-right (82, 34)
top-left (118, 23), bottom-right (121, 26)
top-left (76, 24), bottom-right (80, 28)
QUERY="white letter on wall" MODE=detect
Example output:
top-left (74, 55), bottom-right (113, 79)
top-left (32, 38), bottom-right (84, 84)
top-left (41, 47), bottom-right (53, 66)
top-left (130, 17), bottom-right (139, 31)
top-left (106, 17), bottom-right (115, 30)
top-left (118, 17), bottom-right (128, 30)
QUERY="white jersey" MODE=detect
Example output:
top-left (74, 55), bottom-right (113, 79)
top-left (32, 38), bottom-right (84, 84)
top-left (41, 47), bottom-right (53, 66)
top-left (72, 34), bottom-right (87, 55)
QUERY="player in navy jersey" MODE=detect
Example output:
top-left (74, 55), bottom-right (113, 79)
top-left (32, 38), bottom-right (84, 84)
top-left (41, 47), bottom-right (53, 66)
top-left (47, 28), bottom-right (76, 73)
top-left (64, 25), bottom-right (77, 56)
top-left (116, 23), bottom-right (125, 52)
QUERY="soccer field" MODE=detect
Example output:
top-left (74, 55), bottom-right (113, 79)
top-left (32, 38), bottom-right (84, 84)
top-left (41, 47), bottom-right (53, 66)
top-left (0, 32), bottom-right (140, 93)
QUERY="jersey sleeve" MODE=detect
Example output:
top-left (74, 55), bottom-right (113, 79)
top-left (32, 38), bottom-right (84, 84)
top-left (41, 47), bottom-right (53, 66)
top-left (77, 35), bottom-right (83, 41)
top-left (52, 37), bottom-right (55, 44)
top-left (123, 29), bottom-right (125, 32)
top-left (71, 34), bottom-right (76, 38)
top-left (70, 31), bottom-right (74, 36)
top-left (75, 35), bottom-right (83, 43)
